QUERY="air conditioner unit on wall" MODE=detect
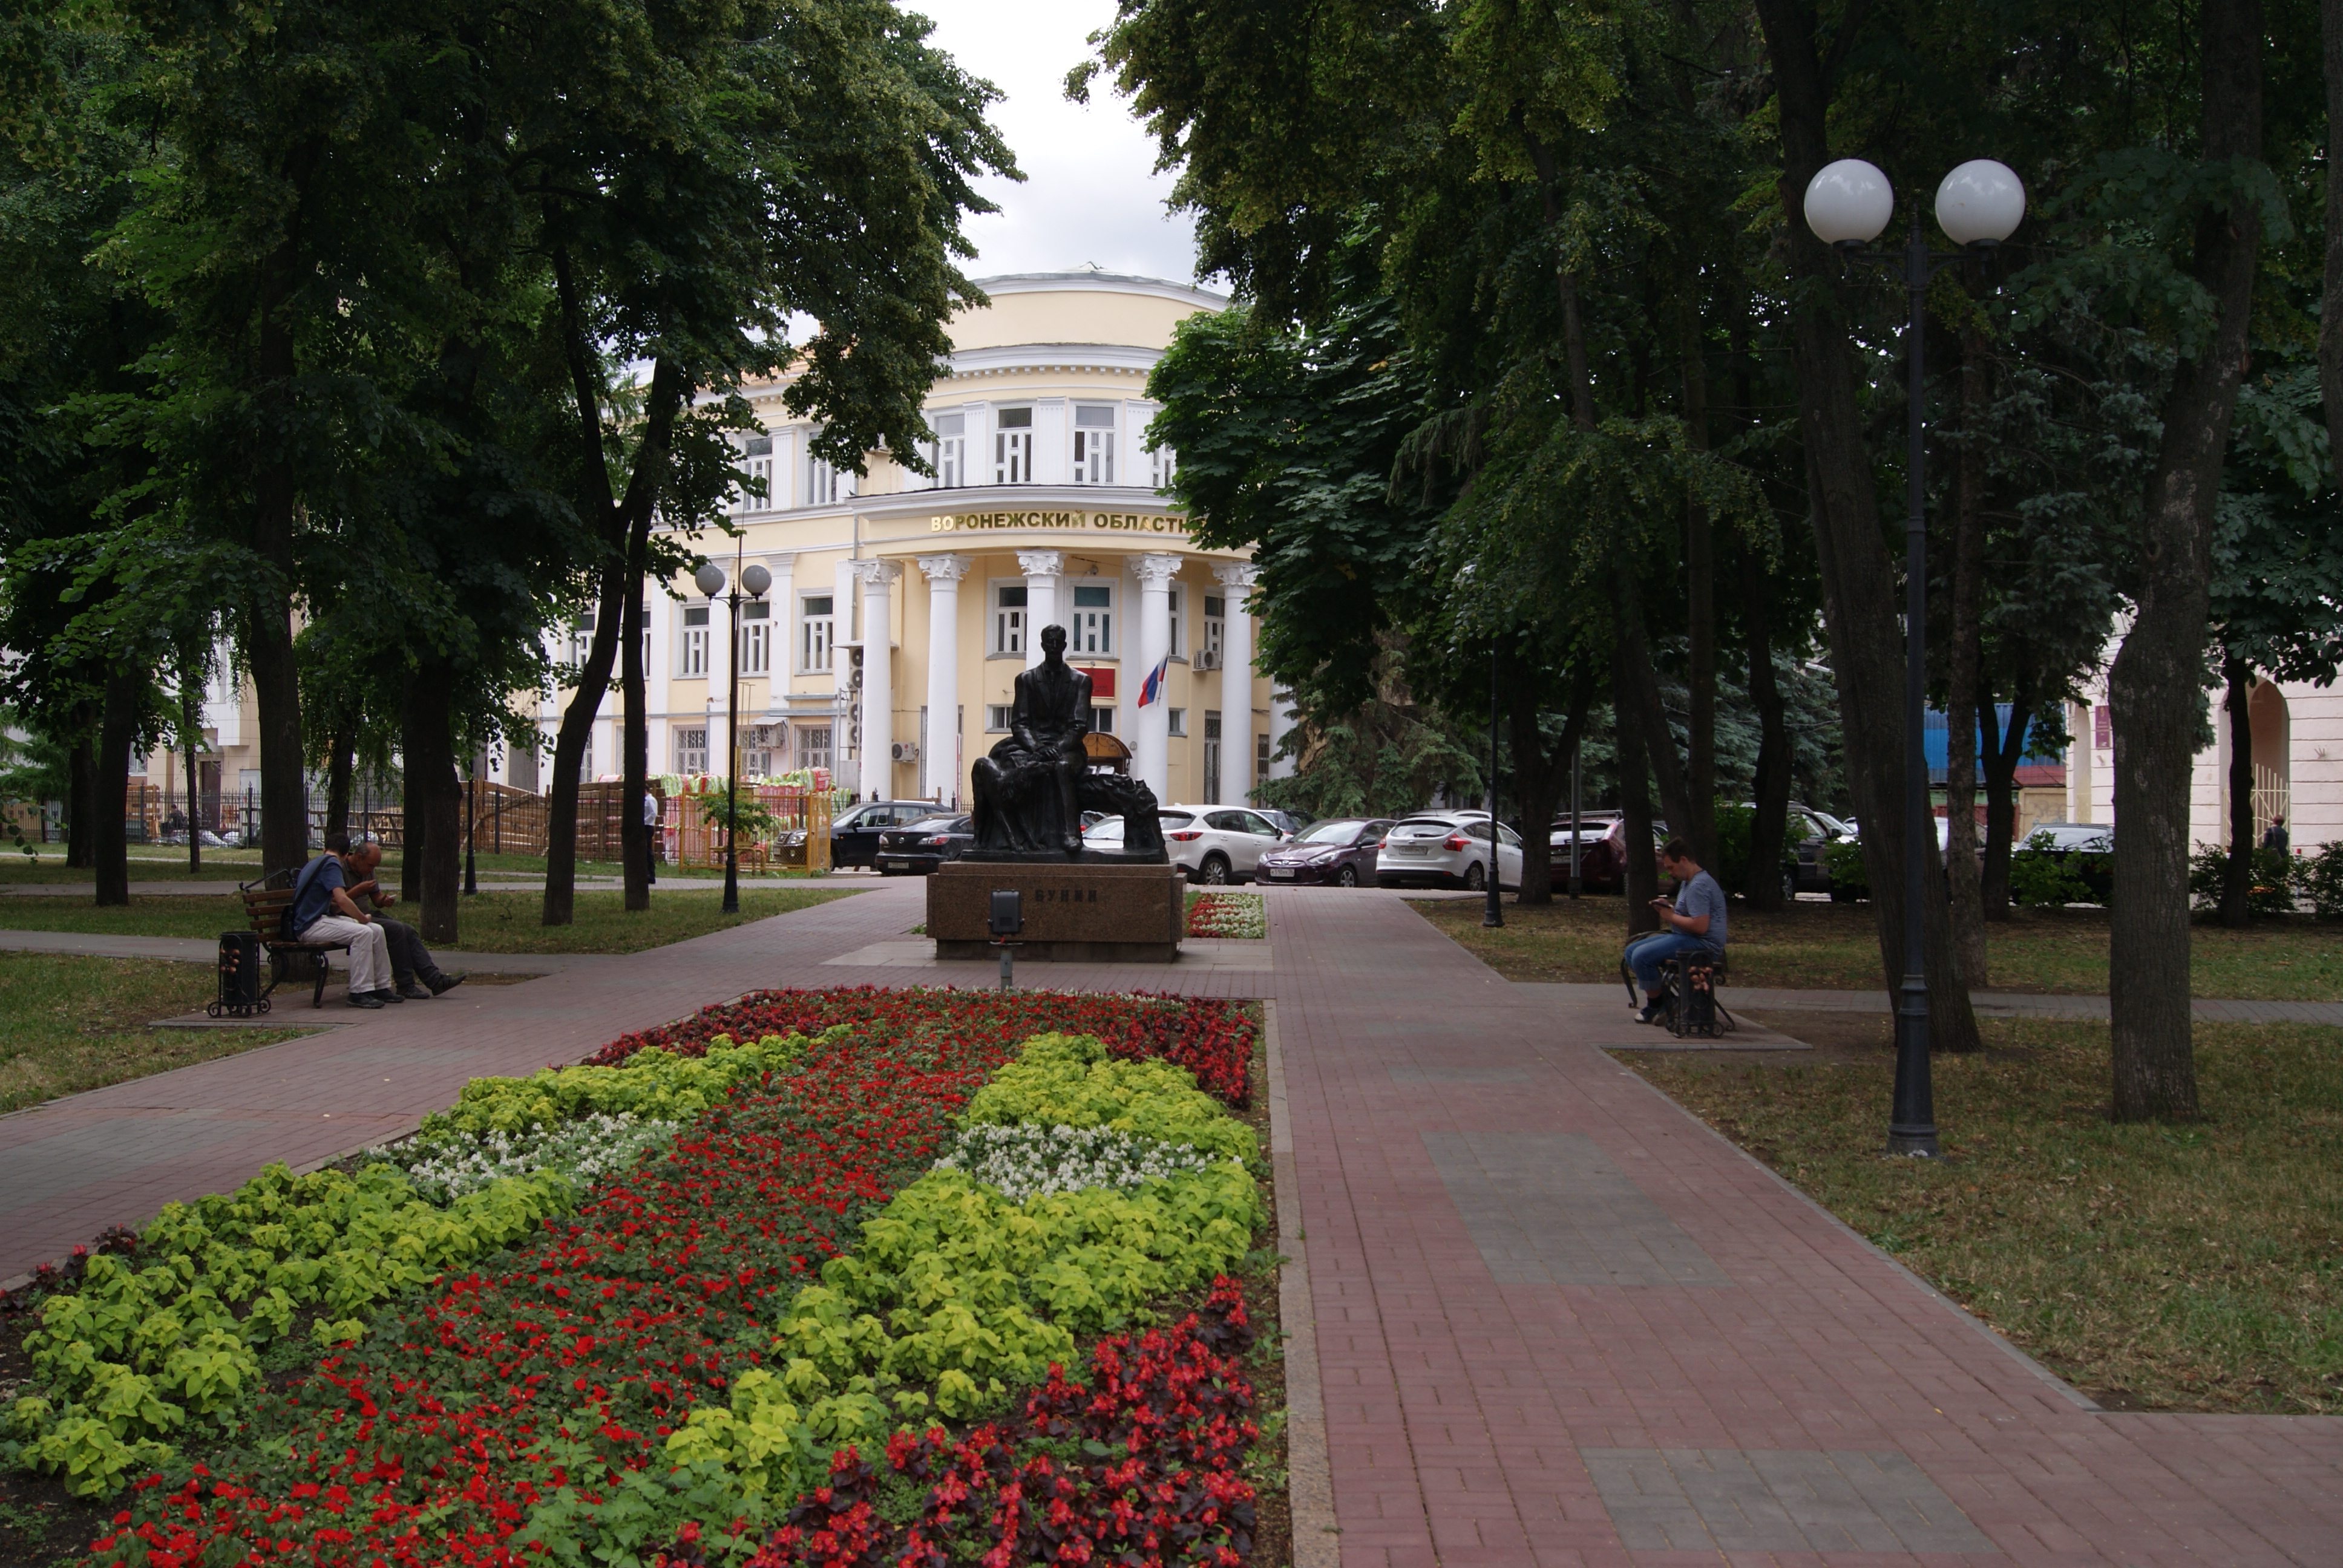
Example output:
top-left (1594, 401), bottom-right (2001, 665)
top-left (1194, 649), bottom-right (1221, 671)
top-left (891, 742), bottom-right (920, 763)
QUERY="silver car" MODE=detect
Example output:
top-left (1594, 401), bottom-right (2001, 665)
top-left (1084, 805), bottom-right (1290, 884)
top-left (1375, 811), bottom-right (1522, 890)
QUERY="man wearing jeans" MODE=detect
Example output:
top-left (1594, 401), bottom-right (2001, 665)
top-left (292, 834), bottom-right (396, 1009)
top-left (1626, 837), bottom-right (1728, 1024)
top-left (345, 838), bottom-right (465, 999)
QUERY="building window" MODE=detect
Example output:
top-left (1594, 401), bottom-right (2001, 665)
top-left (1167, 707), bottom-right (1186, 737)
top-left (1150, 444), bottom-right (1178, 490)
top-left (1168, 586), bottom-right (1184, 658)
top-left (795, 726), bottom-right (832, 772)
top-left (800, 594), bottom-right (834, 673)
top-left (1256, 730), bottom-right (1270, 786)
top-left (1089, 705), bottom-right (1115, 735)
top-left (1204, 711), bottom-right (1222, 804)
top-left (928, 411), bottom-right (965, 489)
top-left (987, 705), bottom-right (1013, 733)
top-left (735, 435), bottom-right (774, 513)
top-left (742, 724), bottom-right (776, 777)
top-left (681, 605), bottom-right (711, 676)
top-left (1069, 583), bottom-right (1112, 655)
top-left (640, 599), bottom-right (652, 671)
top-left (740, 601), bottom-right (771, 675)
top-left (806, 439), bottom-right (846, 506)
top-left (994, 406), bottom-right (1033, 483)
top-left (1073, 404), bottom-right (1115, 483)
top-left (675, 727), bottom-right (708, 775)
top-left (569, 612), bottom-right (594, 667)
top-left (992, 583), bottom-right (1027, 656)
top-left (1202, 595), bottom-right (1225, 670)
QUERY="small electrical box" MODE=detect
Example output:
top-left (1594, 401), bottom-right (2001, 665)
top-left (988, 889), bottom-right (1023, 938)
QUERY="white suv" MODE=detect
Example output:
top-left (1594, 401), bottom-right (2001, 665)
top-left (1376, 811), bottom-right (1522, 890)
top-left (1104, 805), bottom-right (1286, 884)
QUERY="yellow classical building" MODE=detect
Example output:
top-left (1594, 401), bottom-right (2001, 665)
top-left (520, 269), bottom-right (1284, 811)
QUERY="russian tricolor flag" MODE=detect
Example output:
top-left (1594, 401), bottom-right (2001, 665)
top-left (1137, 653), bottom-right (1170, 708)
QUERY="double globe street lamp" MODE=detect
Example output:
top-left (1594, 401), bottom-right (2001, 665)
top-left (695, 555), bottom-right (773, 915)
top-left (1801, 155), bottom-right (2026, 1158)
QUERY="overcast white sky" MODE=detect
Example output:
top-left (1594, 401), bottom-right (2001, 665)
top-left (914, 0), bottom-right (1203, 287)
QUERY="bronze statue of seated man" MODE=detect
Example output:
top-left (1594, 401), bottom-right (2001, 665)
top-left (971, 624), bottom-right (1091, 854)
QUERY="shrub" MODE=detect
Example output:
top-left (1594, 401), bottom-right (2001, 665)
top-left (1821, 837), bottom-right (1869, 899)
top-left (2302, 841), bottom-right (2343, 918)
top-left (2186, 843), bottom-right (2299, 916)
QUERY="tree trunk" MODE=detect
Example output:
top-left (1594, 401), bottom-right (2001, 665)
top-left (93, 670), bottom-right (138, 906)
top-left (252, 230), bottom-right (311, 879)
top-left (543, 241), bottom-right (628, 927)
top-left (2109, 0), bottom-right (2264, 1123)
top-left (66, 721), bottom-right (93, 868)
top-left (2322, 0), bottom-right (2343, 464)
top-left (2220, 655), bottom-right (2256, 926)
top-left (1979, 688), bottom-right (2030, 918)
top-left (183, 670), bottom-right (204, 874)
top-left (1615, 582), bottom-right (1696, 844)
top-left (1739, 534), bottom-right (1793, 912)
top-left (1616, 638), bottom-right (1663, 934)
top-left (1751, 0), bottom-right (1984, 1056)
top-left (1942, 328), bottom-right (1990, 987)
top-left (1509, 673), bottom-right (1585, 905)
top-left (324, 726), bottom-right (354, 844)
top-left (621, 511), bottom-right (653, 913)
top-left (1680, 300), bottom-right (1717, 871)
top-left (402, 675), bottom-right (461, 944)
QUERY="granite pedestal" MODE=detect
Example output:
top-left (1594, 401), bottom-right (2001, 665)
top-left (929, 861), bottom-right (1186, 962)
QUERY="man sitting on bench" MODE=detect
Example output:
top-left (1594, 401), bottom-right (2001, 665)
top-left (1626, 837), bottom-right (1728, 1025)
top-left (293, 833), bottom-right (398, 1009)
top-left (342, 836), bottom-right (466, 999)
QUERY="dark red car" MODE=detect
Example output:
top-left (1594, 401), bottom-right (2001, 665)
top-left (1254, 817), bottom-right (1395, 887)
top-left (1546, 816), bottom-right (1662, 893)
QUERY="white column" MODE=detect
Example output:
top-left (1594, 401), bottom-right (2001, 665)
top-left (853, 559), bottom-right (899, 800)
top-left (1212, 562), bottom-right (1259, 800)
top-left (919, 554), bottom-right (971, 808)
top-left (1018, 549), bottom-right (1063, 670)
top-left (1134, 552), bottom-right (1182, 805)
top-left (833, 558), bottom-right (860, 793)
top-left (761, 554), bottom-right (795, 772)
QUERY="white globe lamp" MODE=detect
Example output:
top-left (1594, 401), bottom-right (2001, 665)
top-left (1933, 160), bottom-right (2026, 246)
top-left (1803, 159), bottom-right (1894, 246)
top-left (741, 562), bottom-right (773, 599)
top-left (694, 561), bottom-right (727, 597)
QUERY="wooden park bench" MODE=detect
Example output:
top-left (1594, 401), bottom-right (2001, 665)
top-left (237, 866), bottom-right (353, 1009)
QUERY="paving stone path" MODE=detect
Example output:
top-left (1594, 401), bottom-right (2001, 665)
top-left (2, 883), bottom-right (2337, 1564)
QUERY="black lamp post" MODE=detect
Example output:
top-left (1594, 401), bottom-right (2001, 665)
top-left (463, 759), bottom-right (477, 896)
top-left (1802, 156), bottom-right (2027, 1158)
top-left (698, 552), bottom-right (773, 915)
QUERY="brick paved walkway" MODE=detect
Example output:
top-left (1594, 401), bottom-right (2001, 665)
top-left (3, 883), bottom-right (2338, 1563)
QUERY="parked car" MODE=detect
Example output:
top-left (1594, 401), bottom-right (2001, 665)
top-left (1545, 816), bottom-right (1659, 893)
top-left (1781, 802), bottom-right (1853, 897)
top-left (1105, 805), bottom-right (1287, 883)
top-left (831, 800), bottom-right (949, 869)
top-left (1377, 811), bottom-right (1523, 890)
top-left (1255, 808), bottom-right (1314, 838)
top-left (874, 813), bottom-right (975, 875)
top-left (2021, 821), bottom-right (2114, 901)
top-left (1256, 818), bottom-right (1394, 887)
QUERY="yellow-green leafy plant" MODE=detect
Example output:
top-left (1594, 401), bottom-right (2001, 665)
top-left (419, 1030), bottom-right (818, 1137)
top-left (958, 1033), bottom-right (1258, 1164)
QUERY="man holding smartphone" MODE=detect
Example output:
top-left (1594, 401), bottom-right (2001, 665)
top-left (1626, 837), bottom-right (1728, 1024)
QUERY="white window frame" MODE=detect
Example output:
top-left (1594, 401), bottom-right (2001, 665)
top-left (991, 581), bottom-right (1027, 657)
top-left (1067, 581), bottom-right (1113, 656)
top-left (805, 436), bottom-right (848, 507)
top-left (1072, 404), bottom-right (1116, 483)
top-left (928, 411), bottom-right (966, 489)
top-left (994, 406), bottom-right (1034, 484)
top-left (1167, 707), bottom-right (1186, 737)
top-left (1203, 595), bottom-right (1226, 668)
top-left (1150, 444), bottom-right (1178, 490)
top-left (986, 704), bottom-right (1013, 733)
top-left (1168, 586), bottom-right (1184, 659)
top-left (799, 593), bottom-right (834, 674)
top-left (795, 725), bottom-right (833, 772)
top-left (735, 436), bottom-right (774, 514)
top-left (680, 604), bottom-right (712, 677)
top-left (739, 601), bottom-right (771, 676)
top-left (1089, 705), bottom-right (1116, 735)
top-left (675, 727), bottom-right (708, 775)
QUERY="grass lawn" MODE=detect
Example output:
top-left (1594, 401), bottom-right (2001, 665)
top-left (0, 886), bottom-right (856, 954)
top-left (0, 849), bottom-right (733, 885)
top-left (0, 953), bottom-right (306, 1113)
top-left (1410, 894), bottom-right (2343, 1000)
top-left (1624, 1018), bottom-right (2343, 1414)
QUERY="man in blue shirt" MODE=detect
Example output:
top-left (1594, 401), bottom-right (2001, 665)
top-left (292, 834), bottom-right (396, 1008)
top-left (1626, 837), bottom-right (1728, 1024)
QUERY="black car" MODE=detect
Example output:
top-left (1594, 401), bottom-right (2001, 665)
top-left (1780, 802), bottom-right (1855, 898)
top-left (1254, 817), bottom-right (1394, 886)
top-left (874, 814), bottom-right (975, 875)
top-left (831, 800), bottom-right (951, 869)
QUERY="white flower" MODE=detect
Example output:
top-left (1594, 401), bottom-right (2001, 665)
top-left (932, 1123), bottom-right (1225, 1202)
top-left (370, 1112), bottom-right (681, 1204)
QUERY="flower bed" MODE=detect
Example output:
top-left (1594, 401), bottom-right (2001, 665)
top-left (590, 988), bottom-right (1256, 1109)
top-left (5, 990), bottom-right (1267, 1568)
top-left (1185, 893), bottom-right (1266, 940)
